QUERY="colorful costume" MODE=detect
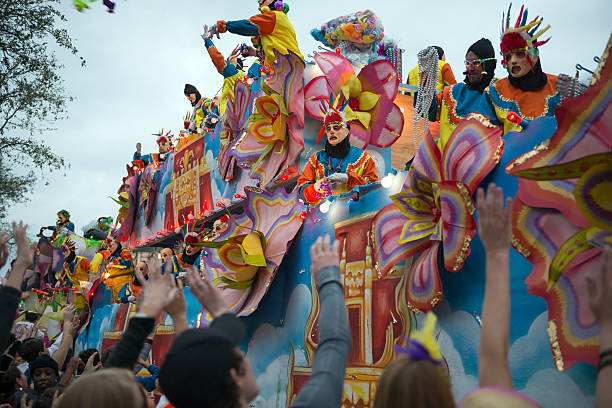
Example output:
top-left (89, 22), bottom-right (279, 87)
top-left (133, 130), bottom-right (173, 166)
top-left (480, 4), bottom-right (560, 134)
top-left (204, 39), bottom-right (245, 115)
top-left (408, 59), bottom-right (457, 92)
top-left (436, 38), bottom-right (498, 149)
top-left (215, 1), bottom-right (303, 66)
top-left (100, 245), bottom-right (134, 303)
top-left (298, 108), bottom-right (378, 204)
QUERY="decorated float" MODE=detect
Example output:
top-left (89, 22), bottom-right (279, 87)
top-left (20, 6), bottom-right (611, 406)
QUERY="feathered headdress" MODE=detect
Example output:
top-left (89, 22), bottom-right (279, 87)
top-left (61, 239), bottom-right (77, 252)
top-left (500, 4), bottom-right (551, 66)
top-left (395, 313), bottom-right (443, 366)
top-left (154, 129), bottom-right (174, 145)
top-left (315, 93), bottom-right (353, 145)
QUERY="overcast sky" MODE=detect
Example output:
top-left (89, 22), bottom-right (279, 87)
top-left (5, 0), bottom-right (611, 242)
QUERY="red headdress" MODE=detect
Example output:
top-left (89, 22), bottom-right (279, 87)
top-left (500, 4), bottom-right (551, 67)
top-left (184, 232), bottom-right (201, 245)
top-left (154, 129), bottom-right (174, 146)
top-left (61, 239), bottom-right (76, 252)
top-left (316, 94), bottom-right (351, 145)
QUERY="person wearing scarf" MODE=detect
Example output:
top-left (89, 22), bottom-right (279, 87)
top-left (298, 110), bottom-right (378, 205)
top-left (436, 38), bottom-right (498, 149)
top-left (480, 5), bottom-right (563, 135)
top-left (184, 84), bottom-right (216, 133)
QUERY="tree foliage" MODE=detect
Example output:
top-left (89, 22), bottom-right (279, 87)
top-left (0, 0), bottom-right (83, 219)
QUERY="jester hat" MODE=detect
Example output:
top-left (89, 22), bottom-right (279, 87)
top-left (316, 95), bottom-right (350, 145)
top-left (395, 313), bottom-right (443, 366)
top-left (154, 129), bottom-right (174, 146)
top-left (500, 4), bottom-right (551, 66)
top-left (60, 239), bottom-right (76, 252)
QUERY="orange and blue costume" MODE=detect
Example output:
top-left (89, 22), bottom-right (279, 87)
top-left (204, 39), bottom-right (245, 115)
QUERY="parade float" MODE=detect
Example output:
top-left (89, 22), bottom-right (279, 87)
top-left (20, 6), bottom-right (611, 406)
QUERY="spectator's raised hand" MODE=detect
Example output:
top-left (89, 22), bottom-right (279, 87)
top-left (63, 304), bottom-right (76, 327)
top-left (186, 266), bottom-right (229, 319)
top-left (588, 252), bottom-right (612, 328)
top-left (309, 234), bottom-right (340, 283)
top-left (476, 183), bottom-right (513, 256)
top-left (83, 351), bottom-right (102, 374)
top-left (0, 231), bottom-right (9, 269)
top-left (164, 277), bottom-right (186, 319)
top-left (13, 221), bottom-right (33, 266)
top-left (134, 258), bottom-right (178, 318)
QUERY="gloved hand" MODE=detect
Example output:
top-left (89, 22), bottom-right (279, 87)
top-left (556, 74), bottom-right (587, 100)
top-left (313, 180), bottom-right (331, 199)
top-left (201, 25), bottom-right (213, 42)
top-left (326, 173), bottom-right (349, 195)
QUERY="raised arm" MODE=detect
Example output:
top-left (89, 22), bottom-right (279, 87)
top-left (292, 235), bottom-right (351, 408)
top-left (476, 183), bottom-right (514, 389)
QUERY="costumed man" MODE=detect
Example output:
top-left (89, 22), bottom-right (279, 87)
top-left (408, 46), bottom-right (457, 92)
top-left (99, 237), bottom-right (134, 303)
top-left (201, 34), bottom-right (246, 116)
top-left (41, 210), bottom-right (75, 236)
top-left (298, 106), bottom-right (379, 205)
top-left (160, 247), bottom-right (183, 276)
top-left (241, 38), bottom-right (271, 85)
top-left (178, 232), bottom-right (204, 269)
top-left (480, 5), bottom-right (583, 134)
top-left (133, 130), bottom-right (173, 167)
top-left (206, 0), bottom-right (304, 67)
top-left (184, 84), bottom-right (218, 133)
top-left (57, 239), bottom-right (90, 310)
top-left (435, 38), bottom-right (498, 149)
top-left (118, 260), bottom-right (148, 303)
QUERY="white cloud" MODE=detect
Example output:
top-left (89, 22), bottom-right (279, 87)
top-left (519, 369), bottom-right (594, 408)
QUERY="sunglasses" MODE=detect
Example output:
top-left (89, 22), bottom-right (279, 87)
top-left (464, 57), bottom-right (496, 68)
top-left (325, 123), bottom-right (343, 132)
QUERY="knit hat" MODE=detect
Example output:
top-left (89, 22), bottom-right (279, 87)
top-left (29, 355), bottom-right (59, 377)
top-left (159, 314), bottom-right (246, 408)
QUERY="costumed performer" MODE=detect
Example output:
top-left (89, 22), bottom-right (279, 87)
top-left (206, 0), bottom-right (304, 67)
top-left (408, 46), bottom-right (457, 92)
top-left (178, 232), bottom-right (204, 269)
top-left (435, 38), bottom-right (498, 149)
top-left (57, 239), bottom-right (90, 310)
top-left (118, 261), bottom-right (148, 303)
top-left (99, 237), bottom-right (135, 303)
top-left (201, 35), bottom-right (246, 116)
top-left (133, 130), bottom-right (173, 166)
top-left (241, 38), bottom-right (271, 87)
top-left (480, 5), bottom-right (583, 134)
top-left (184, 84), bottom-right (217, 132)
top-left (42, 210), bottom-right (75, 235)
top-left (160, 247), bottom-right (183, 276)
top-left (298, 105), bottom-right (379, 205)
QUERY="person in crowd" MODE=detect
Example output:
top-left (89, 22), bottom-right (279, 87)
top-left (41, 210), bottom-right (74, 236)
top-left (0, 367), bottom-right (28, 407)
top-left (14, 355), bottom-right (58, 408)
top-left (133, 131), bottom-right (173, 167)
top-left (408, 45), bottom-right (457, 92)
top-left (34, 385), bottom-right (64, 408)
top-left (158, 234), bottom-right (350, 408)
top-left (298, 107), bottom-right (378, 205)
top-left (458, 183), bottom-right (540, 407)
top-left (435, 38), bottom-right (497, 149)
top-left (373, 313), bottom-right (454, 408)
top-left (201, 36), bottom-right (245, 116)
top-left (55, 368), bottom-right (154, 408)
top-left (205, 0), bottom-right (304, 66)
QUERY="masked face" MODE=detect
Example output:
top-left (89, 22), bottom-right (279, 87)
top-left (506, 51), bottom-right (536, 78)
top-left (158, 140), bottom-right (170, 154)
top-left (160, 248), bottom-right (173, 264)
top-left (325, 123), bottom-right (349, 146)
top-left (185, 244), bottom-right (199, 256)
top-left (62, 249), bottom-right (71, 259)
top-left (57, 213), bottom-right (67, 223)
top-left (135, 262), bottom-right (148, 276)
top-left (109, 241), bottom-right (119, 254)
top-left (465, 51), bottom-right (484, 85)
top-left (186, 93), bottom-right (196, 103)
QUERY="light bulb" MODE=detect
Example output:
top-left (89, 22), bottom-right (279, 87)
top-left (320, 200), bottom-right (330, 214)
top-left (381, 173), bottom-right (394, 188)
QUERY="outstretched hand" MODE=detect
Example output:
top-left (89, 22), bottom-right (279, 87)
top-left (0, 231), bottom-right (9, 270)
top-left (201, 24), bottom-right (213, 41)
top-left (186, 266), bottom-right (229, 319)
top-left (476, 183), bottom-right (513, 256)
top-left (13, 221), bottom-right (33, 266)
top-left (309, 234), bottom-right (340, 283)
top-left (588, 252), bottom-right (612, 329)
top-left (134, 259), bottom-right (178, 318)
top-left (83, 352), bottom-right (102, 374)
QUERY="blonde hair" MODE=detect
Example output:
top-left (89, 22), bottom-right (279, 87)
top-left (56, 369), bottom-right (142, 408)
top-left (373, 355), bottom-right (454, 408)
